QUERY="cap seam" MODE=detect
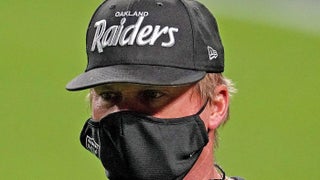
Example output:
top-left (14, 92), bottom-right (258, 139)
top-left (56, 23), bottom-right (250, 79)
top-left (179, 0), bottom-right (196, 70)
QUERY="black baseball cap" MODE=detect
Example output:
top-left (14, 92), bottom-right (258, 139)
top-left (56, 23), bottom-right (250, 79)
top-left (66, 0), bottom-right (224, 91)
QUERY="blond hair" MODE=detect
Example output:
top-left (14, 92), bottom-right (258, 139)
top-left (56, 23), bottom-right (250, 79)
top-left (197, 73), bottom-right (236, 100)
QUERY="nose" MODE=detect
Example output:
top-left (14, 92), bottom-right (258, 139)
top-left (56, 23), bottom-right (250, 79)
top-left (91, 88), bottom-right (148, 120)
top-left (92, 99), bottom-right (137, 121)
top-left (112, 96), bottom-right (143, 112)
top-left (95, 92), bottom-right (143, 116)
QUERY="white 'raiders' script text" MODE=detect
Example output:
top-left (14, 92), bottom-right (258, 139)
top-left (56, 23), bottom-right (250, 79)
top-left (91, 17), bottom-right (179, 53)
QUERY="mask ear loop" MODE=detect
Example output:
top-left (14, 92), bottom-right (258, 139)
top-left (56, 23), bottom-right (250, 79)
top-left (195, 99), bottom-right (210, 115)
top-left (211, 164), bottom-right (226, 180)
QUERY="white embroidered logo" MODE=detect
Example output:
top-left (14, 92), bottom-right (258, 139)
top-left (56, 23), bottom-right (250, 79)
top-left (207, 46), bottom-right (218, 60)
top-left (91, 12), bottom-right (179, 53)
top-left (86, 135), bottom-right (100, 157)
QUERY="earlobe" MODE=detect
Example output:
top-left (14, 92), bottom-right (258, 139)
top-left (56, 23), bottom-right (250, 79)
top-left (207, 85), bottom-right (229, 130)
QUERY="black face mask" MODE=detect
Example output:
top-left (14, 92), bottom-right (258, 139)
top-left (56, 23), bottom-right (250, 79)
top-left (80, 103), bottom-right (209, 180)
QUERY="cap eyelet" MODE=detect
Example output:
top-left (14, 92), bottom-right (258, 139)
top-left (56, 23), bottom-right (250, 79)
top-left (156, 2), bottom-right (163, 7)
top-left (109, 5), bottom-right (116, 9)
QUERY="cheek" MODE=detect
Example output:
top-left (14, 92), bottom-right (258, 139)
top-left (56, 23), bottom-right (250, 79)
top-left (199, 109), bottom-right (211, 130)
top-left (91, 94), bottom-right (111, 120)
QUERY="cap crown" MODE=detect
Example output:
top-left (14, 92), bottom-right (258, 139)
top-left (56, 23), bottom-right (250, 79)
top-left (85, 0), bottom-right (224, 73)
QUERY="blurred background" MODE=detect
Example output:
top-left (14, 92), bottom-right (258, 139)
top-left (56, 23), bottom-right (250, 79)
top-left (1, 0), bottom-right (319, 179)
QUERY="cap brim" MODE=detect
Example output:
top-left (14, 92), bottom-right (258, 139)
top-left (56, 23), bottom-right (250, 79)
top-left (66, 65), bottom-right (206, 91)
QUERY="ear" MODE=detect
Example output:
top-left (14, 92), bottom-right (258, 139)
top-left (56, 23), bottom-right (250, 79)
top-left (207, 85), bottom-right (229, 130)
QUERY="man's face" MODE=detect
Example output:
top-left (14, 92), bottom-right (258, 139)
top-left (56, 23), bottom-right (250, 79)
top-left (88, 82), bottom-right (229, 179)
top-left (90, 83), bottom-right (211, 127)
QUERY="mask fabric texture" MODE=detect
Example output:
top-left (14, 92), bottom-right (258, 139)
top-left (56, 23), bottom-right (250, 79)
top-left (80, 104), bottom-right (209, 180)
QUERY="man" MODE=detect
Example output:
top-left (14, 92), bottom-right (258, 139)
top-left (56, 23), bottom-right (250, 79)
top-left (66, 0), bottom-right (243, 179)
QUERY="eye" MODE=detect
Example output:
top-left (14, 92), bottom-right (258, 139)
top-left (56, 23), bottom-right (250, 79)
top-left (140, 90), bottom-right (165, 101)
top-left (99, 91), bottom-right (121, 103)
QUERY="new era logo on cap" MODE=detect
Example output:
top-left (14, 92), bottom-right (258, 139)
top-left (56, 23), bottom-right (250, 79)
top-left (207, 46), bottom-right (218, 60)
